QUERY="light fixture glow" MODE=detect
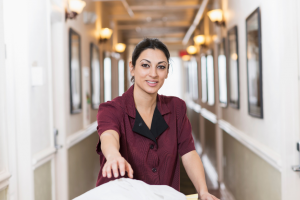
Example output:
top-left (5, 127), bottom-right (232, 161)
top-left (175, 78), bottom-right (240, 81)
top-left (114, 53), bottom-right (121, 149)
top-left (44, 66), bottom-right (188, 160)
top-left (231, 53), bottom-right (238, 60)
top-left (207, 9), bottom-right (223, 23)
top-left (100, 28), bottom-right (113, 40)
top-left (115, 43), bottom-right (126, 53)
top-left (187, 45), bottom-right (197, 55)
top-left (182, 55), bottom-right (191, 61)
top-left (69, 0), bottom-right (86, 14)
top-left (194, 35), bottom-right (205, 45)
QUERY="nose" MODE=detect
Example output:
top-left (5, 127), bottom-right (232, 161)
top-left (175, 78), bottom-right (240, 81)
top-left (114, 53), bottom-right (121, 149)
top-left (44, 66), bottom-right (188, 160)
top-left (149, 65), bottom-right (158, 78)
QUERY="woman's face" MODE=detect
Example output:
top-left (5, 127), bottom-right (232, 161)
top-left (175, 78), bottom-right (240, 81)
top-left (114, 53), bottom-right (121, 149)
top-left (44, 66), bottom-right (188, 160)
top-left (130, 48), bottom-right (169, 94)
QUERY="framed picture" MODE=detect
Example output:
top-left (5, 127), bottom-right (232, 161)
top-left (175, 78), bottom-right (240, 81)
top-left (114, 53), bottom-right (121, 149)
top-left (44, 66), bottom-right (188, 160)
top-left (206, 50), bottom-right (215, 106)
top-left (69, 28), bottom-right (82, 114)
top-left (246, 7), bottom-right (263, 118)
top-left (201, 54), bottom-right (207, 103)
top-left (103, 52), bottom-right (112, 102)
top-left (90, 43), bottom-right (101, 109)
top-left (227, 26), bottom-right (240, 109)
top-left (218, 38), bottom-right (227, 107)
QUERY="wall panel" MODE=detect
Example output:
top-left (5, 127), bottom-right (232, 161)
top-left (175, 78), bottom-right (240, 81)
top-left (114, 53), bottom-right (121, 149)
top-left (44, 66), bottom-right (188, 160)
top-left (68, 132), bottom-right (99, 199)
top-left (223, 132), bottom-right (281, 200)
top-left (34, 161), bottom-right (52, 200)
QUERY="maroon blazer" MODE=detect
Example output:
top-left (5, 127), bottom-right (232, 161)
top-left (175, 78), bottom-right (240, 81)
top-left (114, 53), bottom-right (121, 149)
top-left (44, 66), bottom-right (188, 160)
top-left (96, 84), bottom-right (195, 191)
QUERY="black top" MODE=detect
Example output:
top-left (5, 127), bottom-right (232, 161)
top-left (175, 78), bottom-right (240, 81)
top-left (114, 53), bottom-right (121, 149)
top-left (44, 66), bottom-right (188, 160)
top-left (132, 105), bottom-right (169, 145)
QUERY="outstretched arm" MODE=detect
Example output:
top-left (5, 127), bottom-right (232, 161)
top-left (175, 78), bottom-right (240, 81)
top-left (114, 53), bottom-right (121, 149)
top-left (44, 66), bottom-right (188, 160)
top-left (100, 130), bottom-right (134, 179)
top-left (181, 150), bottom-right (219, 200)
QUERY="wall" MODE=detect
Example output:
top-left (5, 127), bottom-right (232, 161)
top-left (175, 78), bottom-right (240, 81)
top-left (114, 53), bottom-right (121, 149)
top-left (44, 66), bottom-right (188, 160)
top-left (68, 132), bottom-right (100, 200)
top-left (221, 0), bottom-right (281, 155)
top-left (29, 0), bottom-right (52, 155)
top-left (65, 1), bottom-right (101, 136)
top-left (223, 132), bottom-right (281, 200)
top-left (34, 161), bottom-right (52, 200)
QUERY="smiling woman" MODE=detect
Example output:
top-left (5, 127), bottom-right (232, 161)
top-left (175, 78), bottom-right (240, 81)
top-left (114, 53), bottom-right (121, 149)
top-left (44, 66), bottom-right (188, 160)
top-left (96, 38), bottom-right (219, 200)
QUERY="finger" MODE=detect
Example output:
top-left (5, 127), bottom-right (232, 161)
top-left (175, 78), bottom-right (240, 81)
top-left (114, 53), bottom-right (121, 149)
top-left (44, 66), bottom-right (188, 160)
top-left (212, 196), bottom-right (219, 200)
top-left (125, 162), bottom-right (134, 178)
top-left (118, 160), bottom-right (126, 176)
top-left (102, 164), bottom-right (107, 177)
top-left (106, 164), bottom-right (112, 178)
top-left (111, 161), bottom-right (119, 178)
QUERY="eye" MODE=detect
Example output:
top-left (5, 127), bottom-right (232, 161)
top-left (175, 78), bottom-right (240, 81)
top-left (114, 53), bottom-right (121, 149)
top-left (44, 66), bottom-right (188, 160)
top-left (142, 64), bottom-right (150, 68)
top-left (158, 65), bottom-right (166, 69)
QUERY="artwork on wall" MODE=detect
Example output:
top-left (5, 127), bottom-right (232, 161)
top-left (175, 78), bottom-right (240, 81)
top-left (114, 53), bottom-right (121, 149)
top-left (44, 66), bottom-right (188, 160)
top-left (103, 52), bottom-right (112, 102)
top-left (201, 54), bottom-right (207, 103)
top-left (69, 28), bottom-right (82, 114)
top-left (228, 25), bottom-right (240, 109)
top-left (90, 43), bottom-right (101, 109)
top-left (218, 38), bottom-right (227, 107)
top-left (246, 7), bottom-right (263, 118)
top-left (206, 50), bottom-right (215, 106)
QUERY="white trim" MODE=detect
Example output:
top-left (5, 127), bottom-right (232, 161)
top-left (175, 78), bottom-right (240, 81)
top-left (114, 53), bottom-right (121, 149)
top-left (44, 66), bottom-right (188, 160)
top-left (218, 120), bottom-right (282, 171)
top-left (66, 121), bottom-right (98, 149)
top-left (186, 100), bottom-right (201, 113)
top-left (32, 147), bottom-right (56, 170)
top-left (201, 108), bottom-right (217, 124)
top-left (0, 170), bottom-right (11, 191)
top-left (185, 101), bottom-right (282, 171)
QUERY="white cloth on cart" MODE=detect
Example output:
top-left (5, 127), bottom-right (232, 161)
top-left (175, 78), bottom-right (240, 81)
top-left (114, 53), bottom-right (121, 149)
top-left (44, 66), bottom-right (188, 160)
top-left (73, 178), bottom-right (186, 200)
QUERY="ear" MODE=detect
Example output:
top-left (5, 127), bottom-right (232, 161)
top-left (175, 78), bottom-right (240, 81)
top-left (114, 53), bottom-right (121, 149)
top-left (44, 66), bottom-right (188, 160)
top-left (129, 61), bottom-right (135, 77)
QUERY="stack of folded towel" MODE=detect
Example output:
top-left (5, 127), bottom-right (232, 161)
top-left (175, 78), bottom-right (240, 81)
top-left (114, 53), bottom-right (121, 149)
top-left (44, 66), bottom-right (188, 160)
top-left (73, 178), bottom-right (188, 200)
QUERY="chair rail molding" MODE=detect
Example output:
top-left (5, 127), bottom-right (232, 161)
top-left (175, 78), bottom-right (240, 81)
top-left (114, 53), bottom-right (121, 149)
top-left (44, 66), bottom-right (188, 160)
top-left (218, 119), bottom-right (282, 171)
top-left (66, 121), bottom-right (98, 149)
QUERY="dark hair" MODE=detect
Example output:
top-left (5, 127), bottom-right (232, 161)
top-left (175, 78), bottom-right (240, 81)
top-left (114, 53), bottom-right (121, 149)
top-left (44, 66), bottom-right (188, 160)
top-left (131, 38), bottom-right (170, 83)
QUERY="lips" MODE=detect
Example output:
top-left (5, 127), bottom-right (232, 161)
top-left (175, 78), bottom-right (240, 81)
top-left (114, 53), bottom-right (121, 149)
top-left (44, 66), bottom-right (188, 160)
top-left (146, 80), bottom-right (158, 87)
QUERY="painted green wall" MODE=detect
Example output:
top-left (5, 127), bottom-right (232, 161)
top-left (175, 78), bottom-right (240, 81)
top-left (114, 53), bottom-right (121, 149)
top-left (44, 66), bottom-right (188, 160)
top-left (34, 161), bottom-right (52, 200)
top-left (68, 132), bottom-right (100, 200)
top-left (223, 132), bottom-right (281, 200)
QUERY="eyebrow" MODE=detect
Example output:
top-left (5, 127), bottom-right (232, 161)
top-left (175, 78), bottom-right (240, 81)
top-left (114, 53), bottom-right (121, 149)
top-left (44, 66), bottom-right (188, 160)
top-left (140, 59), bottom-right (168, 65)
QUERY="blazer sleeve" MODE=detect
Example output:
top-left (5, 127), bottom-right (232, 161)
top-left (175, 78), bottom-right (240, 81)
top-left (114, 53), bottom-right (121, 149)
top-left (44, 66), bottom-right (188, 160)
top-left (96, 102), bottom-right (122, 155)
top-left (177, 99), bottom-right (196, 156)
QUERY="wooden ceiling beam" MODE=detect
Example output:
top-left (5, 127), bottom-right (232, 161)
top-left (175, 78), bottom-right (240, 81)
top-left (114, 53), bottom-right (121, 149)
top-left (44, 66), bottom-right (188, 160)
top-left (130, 4), bottom-right (201, 11)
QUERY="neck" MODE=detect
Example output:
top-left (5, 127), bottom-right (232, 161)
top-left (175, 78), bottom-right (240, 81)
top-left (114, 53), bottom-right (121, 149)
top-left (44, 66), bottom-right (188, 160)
top-left (133, 83), bottom-right (157, 114)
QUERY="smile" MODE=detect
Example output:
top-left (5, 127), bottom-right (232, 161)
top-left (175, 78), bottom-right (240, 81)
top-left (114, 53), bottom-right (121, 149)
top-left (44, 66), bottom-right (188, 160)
top-left (146, 80), bottom-right (158, 87)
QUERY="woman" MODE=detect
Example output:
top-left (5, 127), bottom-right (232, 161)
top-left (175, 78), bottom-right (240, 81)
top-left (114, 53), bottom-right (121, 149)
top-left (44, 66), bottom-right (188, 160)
top-left (96, 38), bottom-right (219, 200)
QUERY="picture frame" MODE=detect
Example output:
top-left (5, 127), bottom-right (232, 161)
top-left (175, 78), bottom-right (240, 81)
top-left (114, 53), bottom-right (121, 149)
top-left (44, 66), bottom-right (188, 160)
top-left (90, 43), bottom-right (101, 110)
top-left (69, 28), bottom-right (82, 114)
top-left (206, 50), bottom-right (215, 106)
top-left (246, 7), bottom-right (263, 118)
top-left (218, 38), bottom-right (227, 107)
top-left (227, 25), bottom-right (240, 109)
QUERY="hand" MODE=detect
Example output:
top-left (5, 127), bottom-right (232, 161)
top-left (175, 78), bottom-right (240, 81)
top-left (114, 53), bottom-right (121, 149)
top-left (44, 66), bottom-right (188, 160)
top-left (199, 192), bottom-right (219, 200)
top-left (102, 154), bottom-right (134, 179)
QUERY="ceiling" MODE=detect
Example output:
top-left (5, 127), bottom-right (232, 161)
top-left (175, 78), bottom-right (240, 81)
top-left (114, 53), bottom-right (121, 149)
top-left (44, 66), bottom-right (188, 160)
top-left (94, 0), bottom-right (213, 48)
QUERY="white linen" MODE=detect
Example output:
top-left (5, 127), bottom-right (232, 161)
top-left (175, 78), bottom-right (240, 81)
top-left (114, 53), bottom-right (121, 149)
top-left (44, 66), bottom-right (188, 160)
top-left (73, 178), bottom-right (186, 200)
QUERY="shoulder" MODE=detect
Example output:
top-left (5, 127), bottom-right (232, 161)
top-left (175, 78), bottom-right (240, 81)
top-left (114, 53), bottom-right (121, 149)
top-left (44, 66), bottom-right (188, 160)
top-left (97, 96), bottom-right (124, 117)
top-left (159, 95), bottom-right (187, 113)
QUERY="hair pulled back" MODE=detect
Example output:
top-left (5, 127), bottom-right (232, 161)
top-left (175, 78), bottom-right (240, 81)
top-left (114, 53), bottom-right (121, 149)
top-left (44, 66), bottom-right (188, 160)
top-left (131, 38), bottom-right (170, 83)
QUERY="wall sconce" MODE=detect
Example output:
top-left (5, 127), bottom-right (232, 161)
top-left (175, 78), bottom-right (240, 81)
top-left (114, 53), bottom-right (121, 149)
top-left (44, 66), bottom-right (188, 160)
top-left (65, 0), bottom-right (86, 20)
top-left (99, 28), bottom-right (113, 43)
top-left (115, 43), bottom-right (126, 53)
top-left (207, 9), bottom-right (225, 26)
top-left (193, 35), bottom-right (206, 46)
top-left (182, 55), bottom-right (191, 61)
top-left (186, 45), bottom-right (197, 55)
